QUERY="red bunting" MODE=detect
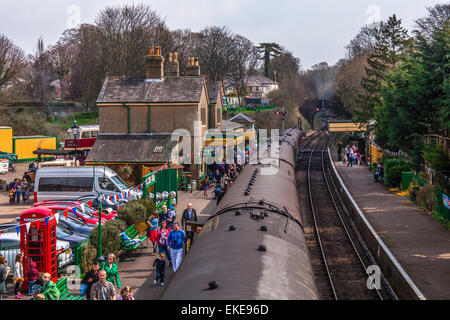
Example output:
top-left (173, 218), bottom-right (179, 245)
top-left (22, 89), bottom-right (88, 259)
top-left (36, 220), bottom-right (40, 230)
top-left (64, 210), bottom-right (68, 219)
top-left (0, 230), bottom-right (2, 238)
top-left (88, 200), bottom-right (92, 209)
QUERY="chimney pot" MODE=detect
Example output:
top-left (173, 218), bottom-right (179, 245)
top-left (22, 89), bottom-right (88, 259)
top-left (174, 52), bottom-right (178, 62)
top-left (145, 46), bottom-right (165, 80)
top-left (169, 53), bottom-right (173, 62)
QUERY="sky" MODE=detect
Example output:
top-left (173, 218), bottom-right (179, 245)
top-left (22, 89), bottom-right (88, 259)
top-left (0, 0), bottom-right (446, 69)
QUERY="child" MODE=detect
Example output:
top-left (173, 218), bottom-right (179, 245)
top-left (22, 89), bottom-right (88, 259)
top-left (203, 178), bottom-right (209, 198)
top-left (153, 253), bottom-right (166, 286)
top-left (14, 254), bottom-right (24, 299)
top-left (147, 214), bottom-right (159, 254)
top-left (118, 286), bottom-right (134, 300)
top-left (27, 261), bottom-right (39, 296)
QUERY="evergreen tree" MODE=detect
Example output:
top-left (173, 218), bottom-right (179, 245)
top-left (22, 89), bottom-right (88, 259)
top-left (257, 42), bottom-right (282, 79)
top-left (360, 15), bottom-right (411, 123)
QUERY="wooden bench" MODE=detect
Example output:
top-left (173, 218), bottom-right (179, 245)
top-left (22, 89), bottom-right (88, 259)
top-left (56, 277), bottom-right (84, 300)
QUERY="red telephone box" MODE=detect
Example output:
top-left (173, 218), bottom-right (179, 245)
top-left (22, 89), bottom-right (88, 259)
top-left (20, 207), bottom-right (58, 290)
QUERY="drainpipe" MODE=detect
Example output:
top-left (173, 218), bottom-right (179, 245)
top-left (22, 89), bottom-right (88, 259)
top-left (147, 105), bottom-right (151, 133)
top-left (123, 103), bottom-right (130, 134)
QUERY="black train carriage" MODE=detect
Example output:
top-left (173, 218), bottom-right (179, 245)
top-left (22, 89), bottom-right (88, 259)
top-left (161, 128), bottom-right (318, 300)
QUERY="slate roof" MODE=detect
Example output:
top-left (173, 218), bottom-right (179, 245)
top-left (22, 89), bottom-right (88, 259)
top-left (97, 76), bottom-right (206, 103)
top-left (86, 134), bottom-right (178, 163)
top-left (229, 113), bottom-right (255, 124)
top-left (222, 120), bottom-right (244, 132)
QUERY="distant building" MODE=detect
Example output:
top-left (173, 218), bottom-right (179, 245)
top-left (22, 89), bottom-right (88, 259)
top-left (223, 75), bottom-right (279, 98)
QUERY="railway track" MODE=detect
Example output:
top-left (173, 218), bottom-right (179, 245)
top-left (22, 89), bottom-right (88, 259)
top-left (297, 130), bottom-right (396, 300)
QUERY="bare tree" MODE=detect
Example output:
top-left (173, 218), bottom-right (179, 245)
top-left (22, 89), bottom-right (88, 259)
top-left (95, 3), bottom-right (163, 77)
top-left (414, 4), bottom-right (450, 41)
top-left (0, 34), bottom-right (25, 88)
top-left (232, 34), bottom-right (259, 104)
top-left (193, 26), bottom-right (236, 81)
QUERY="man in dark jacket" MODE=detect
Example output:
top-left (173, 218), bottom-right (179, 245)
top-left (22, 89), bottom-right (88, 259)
top-left (81, 260), bottom-right (100, 300)
top-left (181, 203), bottom-right (197, 247)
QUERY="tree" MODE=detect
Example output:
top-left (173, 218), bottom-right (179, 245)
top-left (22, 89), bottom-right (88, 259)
top-left (231, 34), bottom-right (259, 104)
top-left (0, 34), bottom-right (25, 89)
top-left (193, 26), bottom-right (235, 81)
top-left (95, 3), bottom-right (164, 77)
top-left (359, 15), bottom-right (411, 123)
top-left (270, 50), bottom-right (300, 83)
top-left (257, 42), bottom-right (282, 79)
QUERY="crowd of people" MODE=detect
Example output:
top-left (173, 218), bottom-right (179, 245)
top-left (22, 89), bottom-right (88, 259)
top-left (338, 144), bottom-right (363, 167)
top-left (203, 163), bottom-right (243, 204)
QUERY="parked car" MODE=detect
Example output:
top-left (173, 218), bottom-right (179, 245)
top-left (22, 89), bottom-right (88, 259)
top-left (34, 200), bottom-right (117, 220)
top-left (31, 203), bottom-right (106, 226)
top-left (77, 195), bottom-right (126, 212)
top-left (10, 219), bottom-right (86, 248)
top-left (33, 166), bottom-right (142, 202)
top-left (0, 231), bottom-right (73, 271)
top-left (14, 214), bottom-right (93, 238)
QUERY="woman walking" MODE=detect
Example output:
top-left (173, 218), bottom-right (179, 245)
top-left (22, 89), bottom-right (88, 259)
top-left (100, 253), bottom-right (121, 289)
top-left (147, 213), bottom-right (159, 254)
top-left (156, 220), bottom-right (172, 267)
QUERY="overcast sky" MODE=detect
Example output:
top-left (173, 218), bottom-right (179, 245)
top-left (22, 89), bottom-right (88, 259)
top-left (1, 0), bottom-right (446, 69)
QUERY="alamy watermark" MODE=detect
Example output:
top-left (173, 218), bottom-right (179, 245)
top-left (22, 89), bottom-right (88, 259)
top-left (366, 265), bottom-right (381, 290)
top-left (170, 123), bottom-right (281, 176)
top-left (67, 5), bottom-right (81, 29)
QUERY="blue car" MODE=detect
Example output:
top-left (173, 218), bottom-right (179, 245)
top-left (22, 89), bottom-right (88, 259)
top-left (55, 224), bottom-right (87, 248)
top-left (58, 215), bottom-right (94, 237)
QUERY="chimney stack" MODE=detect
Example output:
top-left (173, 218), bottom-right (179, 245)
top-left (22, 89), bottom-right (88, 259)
top-left (165, 52), bottom-right (180, 77)
top-left (185, 56), bottom-right (201, 76)
top-left (145, 46), bottom-right (165, 80)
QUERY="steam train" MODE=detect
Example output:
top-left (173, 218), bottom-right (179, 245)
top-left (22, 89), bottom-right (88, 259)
top-left (161, 128), bottom-right (319, 300)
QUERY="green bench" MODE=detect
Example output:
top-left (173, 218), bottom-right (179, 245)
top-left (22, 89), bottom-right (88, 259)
top-left (121, 224), bottom-right (148, 252)
top-left (56, 277), bottom-right (84, 300)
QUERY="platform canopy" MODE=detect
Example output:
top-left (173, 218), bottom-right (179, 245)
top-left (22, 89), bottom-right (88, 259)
top-left (328, 120), bottom-right (367, 132)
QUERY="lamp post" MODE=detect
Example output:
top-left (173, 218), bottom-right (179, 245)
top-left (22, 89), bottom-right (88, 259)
top-left (93, 162), bottom-right (107, 259)
top-left (71, 120), bottom-right (80, 165)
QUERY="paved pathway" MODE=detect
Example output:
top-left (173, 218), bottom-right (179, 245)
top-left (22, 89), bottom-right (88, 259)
top-left (118, 190), bottom-right (217, 300)
top-left (334, 161), bottom-right (450, 300)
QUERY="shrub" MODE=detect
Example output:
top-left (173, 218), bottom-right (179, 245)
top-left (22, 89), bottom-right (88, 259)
top-left (117, 202), bottom-right (148, 227)
top-left (90, 219), bottom-right (126, 257)
top-left (383, 158), bottom-right (409, 187)
top-left (415, 185), bottom-right (437, 213)
top-left (130, 199), bottom-right (157, 217)
top-left (80, 242), bottom-right (97, 274)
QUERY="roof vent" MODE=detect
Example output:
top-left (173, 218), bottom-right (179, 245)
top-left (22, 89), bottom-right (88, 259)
top-left (208, 281), bottom-right (220, 290)
top-left (260, 225), bottom-right (267, 232)
top-left (235, 211), bottom-right (241, 216)
top-left (258, 245), bottom-right (267, 252)
top-left (229, 225), bottom-right (236, 231)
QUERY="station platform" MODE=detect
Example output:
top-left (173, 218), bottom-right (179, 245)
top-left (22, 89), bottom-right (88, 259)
top-left (334, 161), bottom-right (450, 300)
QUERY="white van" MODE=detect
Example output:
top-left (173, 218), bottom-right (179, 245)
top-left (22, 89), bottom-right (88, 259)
top-left (33, 167), bottom-right (141, 202)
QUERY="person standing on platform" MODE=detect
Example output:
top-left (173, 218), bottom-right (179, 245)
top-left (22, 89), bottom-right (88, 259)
top-left (182, 203), bottom-right (198, 249)
top-left (0, 255), bottom-right (10, 300)
top-left (166, 222), bottom-right (186, 272)
top-left (147, 213), bottom-right (159, 254)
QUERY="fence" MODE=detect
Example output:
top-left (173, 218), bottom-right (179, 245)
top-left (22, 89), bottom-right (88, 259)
top-left (401, 172), bottom-right (450, 222)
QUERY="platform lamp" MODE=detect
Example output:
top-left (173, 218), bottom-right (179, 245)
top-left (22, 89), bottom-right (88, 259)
top-left (71, 120), bottom-right (80, 165)
top-left (94, 162), bottom-right (108, 259)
